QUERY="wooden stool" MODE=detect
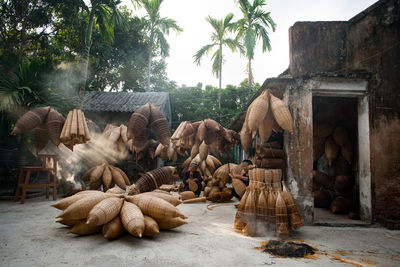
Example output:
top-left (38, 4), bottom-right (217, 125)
top-left (14, 154), bottom-right (57, 204)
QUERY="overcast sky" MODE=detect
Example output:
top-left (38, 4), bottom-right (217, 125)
top-left (124, 0), bottom-right (377, 88)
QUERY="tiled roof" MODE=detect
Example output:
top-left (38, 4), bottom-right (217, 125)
top-left (83, 91), bottom-right (171, 122)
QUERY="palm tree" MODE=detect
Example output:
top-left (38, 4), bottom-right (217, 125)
top-left (235, 0), bottom-right (276, 90)
top-left (194, 13), bottom-right (243, 108)
top-left (79, 0), bottom-right (126, 104)
top-left (138, 0), bottom-right (182, 91)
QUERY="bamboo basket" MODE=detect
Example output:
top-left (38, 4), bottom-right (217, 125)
top-left (258, 110), bottom-right (274, 143)
top-left (143, 215), bottom-right (160, 237)
top-left (56, 218), bottom-right (81, 227)
top-left (267, 187), bottom-right (277, 232)
top-left (86, 197), bottom-right (124, 226)
top-left (247, 90), bottom-right (270, 132)
top-left (240, 129), bottom-right (252, 154)
top-left (69, 221), bottom-right (102, 235)
top-left (314, 123), bottom-right (333, 138)
top-left (11, 106), bottom-right (51, 135)
top-left (197, 121), bottom-right (207, 142)
top-left (242, 189), bottom-right (257, 236)
top-left (149, 104), bottom-right (170, 146)
top-left (313, 136), bottom-right (326, 161)
top-left (106, 187), bottom-right (124, 194)
top-left (102, 216), bottom-right (125, 239)
top-left (269, 94), bottom-right (293, 133)
top-left (282, 182), bottom-right (304, 229)
top-left (256, 187), bottom-right (268, 236)
top-left (188, 179), bottom-right (198, 192)
top-left (127, 103), bottom-right (151, 140)
top-left (102, 166), bottom-right (113, 191)
top-left (141, 192), bottom-right (182, 206)
top-left (51, 191), bottom-right (102, 211)
top-left (199, 141), bottom-right (208, 161)
top-left (179, 191), bottom-right (195, 200)
top-left (120, 201), bottom-right (145, 238)
top-left (275, 190), bottom-right (290, 236)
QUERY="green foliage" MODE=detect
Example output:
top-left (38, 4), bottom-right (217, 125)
top-left (169, 80), bottom-right (259, 131)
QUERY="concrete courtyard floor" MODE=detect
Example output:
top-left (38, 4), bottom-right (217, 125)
top-left (1, 196), bottom-right (400, 267)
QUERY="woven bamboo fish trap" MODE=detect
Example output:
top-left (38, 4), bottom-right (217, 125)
top-left (86, 197), bottom-right (124, 226)
top-left (232, 178), bottom-right (246, 198)
top-left (314, 123), bottom-right (334, 138)
top-left (69, 221), bottom-right (102, 235)
top-left (127, 103), bottom-right (151, 140)
top-left (197, 121), bottom-right (207, 142)
top-left (259, 110), bottom-right (274, 143)
top-left (247, 90), bottom-right (270, 132)
top-left (126, 194), bottom-right (185, 220)
top-left (46, 108), bottom-right (65, 146)
top-left (242, 189), bottom-right (257, 236)
top-left (271, 169), bottom-right (282, 190)
top-left (240, 129), bottom-right (252, 154)
top-left (59, 109), bottom-right (90, 149)
top-left (233, 188), bottom-right (250, 231)
top-left (51, 191), bottom-right (102, 211)
top-left (133, 166), bottom-right (175, 193)
top-left (199, 141), bottom-right (208, 161)
top-left (33, 124), bottom-right (49, 153)
top-left (149, 104), bottom-right (170, 146)
top-left (188, 179), bottom-right (198, 192)
top-left (282, 182), bottom-right (304, 229)
top-left (325, 136), bottom-right (339, 166)
top-left (11, 106), bottom-right (51, 135)
top-left (275, 190), bottom-right (291, 236)
top-left (260, 158), bottom-right (286, 169)
top-left (141, 192), bottom-right (182, 206)
top-left (341, 141), bottom-right (353, 164)
top-left (256, 187), bottom-right (269, 235)
top-left (267, 187), bottom-right (277, 232)
top-left (102, 216), bottom-right (125, 239)
top-left (333, 126), bottom-right (349, 147)
top-left (270, 94), bottom-right (293, 133)
top-left (143, 215), bottom-right (160, 237)
top-left (257, 147), bottom-right (286, 159)
top-left (155, 217), bottom-right (187, 230)
top-left (102, 166), bottom-right (113, 191)
top-left (120, 201), bottom-right (145, 238)
top-left (313, 136), bottom-right (326, 161)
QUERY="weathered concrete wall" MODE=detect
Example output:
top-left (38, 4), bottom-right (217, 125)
top-left (284, 81), bottom-right (314, 224)
top-left (345, 0), bottom-right (400, 227)
top-left (289, 21), bottom-right (348, 76)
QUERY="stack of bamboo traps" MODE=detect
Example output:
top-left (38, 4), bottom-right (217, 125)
top-left (233, 168), bottom-right (303, 237)
top-left (154, 119), bottom-right (239, 163)
top-left (82, 163), bottom-right (131, 191)
top-left (60, 109), bottom-right (90, 150)
top-left (52, 189), bottom-right (187, 239)
top-left (240, 89), bottom-right (293, 153)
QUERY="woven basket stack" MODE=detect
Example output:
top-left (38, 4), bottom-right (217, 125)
top-left (233, 168), bottom-right (303, 236)
top-left (255, 141), bottom-right (286, 169)
top-left (60, 109), bottom-right (91, 150)
top-left (52, 189), bottom-right (186, 239)
top-left (313, 123), bottom-right (355, 215)
top-left (82, 163), bottom-right (131, 191)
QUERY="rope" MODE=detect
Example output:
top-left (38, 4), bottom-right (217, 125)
top-left (206, 203), bottom-right (235, 211)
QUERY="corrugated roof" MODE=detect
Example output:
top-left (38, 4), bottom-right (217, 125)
top-left (83, 91), bottom-right (171, 122)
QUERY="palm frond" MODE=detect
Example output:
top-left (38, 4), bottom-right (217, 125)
top-left (96, 4), bottom-right (114, 43)
top-left (193, 44), bottom-right (215, 65)
top-left (211, 48), bottom-right (223, 77)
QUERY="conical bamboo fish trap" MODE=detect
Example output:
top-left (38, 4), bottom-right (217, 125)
top-left (314, 123), bottom-right (333, 138)
top-left (267, 187), bottom-right (277, 232)
top-left (126, 194), bottom-right (185, 220)
top-left (247, 90), bottom-right (270, 132)
top-left (51, 191), bottom-right (101, 211)
top-left (102, 216), bottom-right (125, 239)
top-left (188, 179), bottom-right (198, 192)
top-left (120, 201), bottom-right (145, 238)
top-left (197, 121), bottom-right (207, 142)
top-left (275, 191), bottom-right (290, 236)
top-left (242, 189), bottom-right (257, 236)
top-left (69, 221), bottom-right (102, 235)
top-left (333, 126), bottom-right (349, 147)
top-left (11, 106), bottom-right (51, 135)
top-left (127, 103), bottom-right (151, 140)
top-left (59, 109), bottom-right (90, 149)
top-left (282, 182), bottom-right (304, 229)
top-left (232, 178), bottom-right (246, 198)
top-left (141, 192), bottom-right (182, 206)
top-left (34, 124), bottom-right (49, 153)
top-left (204, 118), bottom-right (220, 132)
top-left (46, 108), bottom-right (65, 146)
top-left (325, 136), bottom-right (339, 166)
top-left (149, 104), bottom-right (170, 146)
top-left (233, 188), bottom-right (250, 231)
top-left (86, 197), bottom-right (124, 226)
top-left (56, 218), bottom-right (81, 227)
top-left (269, 94), bottom-right (293, 133)
top-left (143, 215), bottom-right (160, 237)
top-left (341, 141), bottom-right (353, 164)
top-left (259, 110), bottom-right (274, 143)
top-left (256, 187), bottom-right (268, 236)
top-left (179, 191), bottom-right (195, 200)
top-left (102, 166), bottom-right (113, 191)
top-left (240, 129), bottom-right (252, 154)
top-left (199, 141), bottom-right (208, 161)
top-left (155, 217), bottom-right (187, 230)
